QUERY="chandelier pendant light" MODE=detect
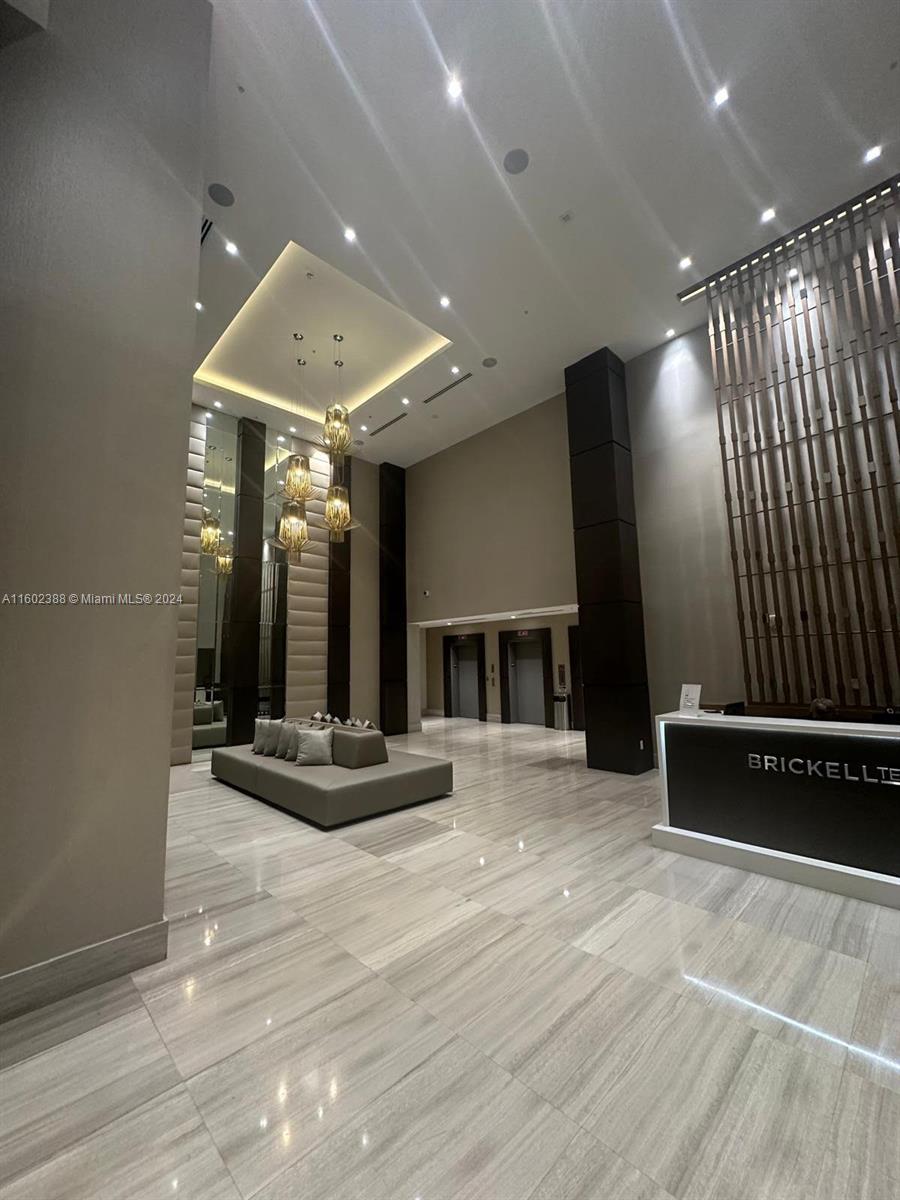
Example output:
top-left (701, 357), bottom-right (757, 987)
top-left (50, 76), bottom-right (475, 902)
top-left (283, 453), bottom-right (314, 502)
top-left (322, 334), bottom-right (353, 467)
top-left (214, 544), bottom-right (233, 575)
top-left (200, 507), bottom-right (221, 555)
top-left (324, 484), bottom-right (351, 543)
top-left (278, 499), bottom-right (310, 555)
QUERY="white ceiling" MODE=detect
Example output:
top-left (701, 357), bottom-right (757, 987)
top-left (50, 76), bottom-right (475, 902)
top-left (195, 0), bottom-right (899, 466)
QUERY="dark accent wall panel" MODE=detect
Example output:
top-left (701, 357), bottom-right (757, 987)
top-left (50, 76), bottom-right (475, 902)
top-left (566, 347), bottom-right (653, 774)
top-left (379, 462), bottom-right (407, 734)
top-left (702, 181), bottom-right (899, 712)
top-left (328, 458), bottom-right (352, 717)
top-left (221, 417), bottom-right (265, 745)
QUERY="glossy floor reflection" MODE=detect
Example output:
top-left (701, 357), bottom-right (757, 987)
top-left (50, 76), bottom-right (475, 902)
top-left (1, 718), bottom-right (898, 1199)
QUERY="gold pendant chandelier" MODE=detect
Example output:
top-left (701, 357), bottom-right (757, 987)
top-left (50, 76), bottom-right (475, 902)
top-left (214, 544), bottom-right (233, 575)
top-left (200, 508), bottom-right (221, 555)
top-left (282, 454), bottom-right (314, 502)
top-left (278, 499), bottom-right (310, 554)
top-left (324, 484), bottom-right (351, 543)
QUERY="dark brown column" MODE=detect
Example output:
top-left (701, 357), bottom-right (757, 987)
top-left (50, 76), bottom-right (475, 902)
top-left (221, 417), bottom-right (265, 745)
top-left (379, 462), bottom-right (407, 734)
top-left (328, 458), bottom-right (351, 717)
top-left (566, 347), bottom-right (652, 774)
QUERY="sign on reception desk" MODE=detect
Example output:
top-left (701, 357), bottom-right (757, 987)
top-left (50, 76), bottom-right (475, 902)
top-left (653, 713), bottom-right (900, 907)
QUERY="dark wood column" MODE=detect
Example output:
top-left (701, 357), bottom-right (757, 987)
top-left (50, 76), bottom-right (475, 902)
top-left (379, 462), bottom-right (407, 734)
top-left (566, 347), bottom-right (652, 774)
top-left (328, 458), bottom-right (351, 717)
top-left (221, 417), bottom-right (265, 745)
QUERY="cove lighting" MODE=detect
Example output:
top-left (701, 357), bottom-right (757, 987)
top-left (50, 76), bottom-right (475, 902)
top-left (195, 301), bottom-right (204, 311)
top-left (344, 226), bottom-right (357, 243)
top-left (401, 397), bottom-right (410, 405)
top-left (713, 86), bottom-right (729, 107)
top-left (678, 257), bottom-right (692, 271)
top-left (761, 207), bottom-right (776, 223)
top-left (214, 400), bottom-right (223, 408)
top-left (447, 75), bottom-right (462, 101)
top-left (666, 328), bottom-right (675, 338)
top-left (440, 295), bottom-right (451, 308)
top-left (225, 240), bottom-right (238, 255)
top-left (864, 145), bottom-right (882, 163)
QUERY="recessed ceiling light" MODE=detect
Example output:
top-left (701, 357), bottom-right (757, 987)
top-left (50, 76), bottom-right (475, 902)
top-left (360, 424), bottom-right (368, 432)
top-left (401, 397), bottom-right (410, 405)
top-left (225, 240), bottom-right (238, 255)
top-left (789, 267), bottom-right (799, 278)
top-left (864, 145), bottom-right (882, 163)
top-left (450, 365), bottom-right (460, 375)
top-left (228, 530), bottom-right (233, 536)
top-left (344, 226), bottom-right (357, 243)
top-left (761, 208), bottom-right (776, 223)
top-left (194, 301), bottom-right (204, 311)
top-left (447, 75), bottom-right (462, 101)
top-left (666, 328), bottom-right (675, 338)
top-left (289, 425), bottom-right (296, 433)
top-left (678, 257), bottom-right (692, 271)
top-left (213, 400), bottom-right (223, 408)
top-left (440, 295), bottom-right (451, 308)
top-left (510, 615), bottom-right (517, 619)
top-left (276, 435), bottom-right (285, 443)
top-left (713, 86), bottom-right (729, 107)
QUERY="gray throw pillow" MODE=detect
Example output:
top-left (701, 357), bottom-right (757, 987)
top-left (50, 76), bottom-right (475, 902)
top-left (263, 719), bottom-right (282, 756)
top-left (252, 718), bottom-right (269, 753)
top-left (277, 720), bottom-right (301, 758)
top-left (295, 726), bottom-right (334, 766)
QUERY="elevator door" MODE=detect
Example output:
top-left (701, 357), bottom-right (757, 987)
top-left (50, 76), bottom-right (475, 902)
top-left (509, 639), bottom-right (545, 725)
top-left (452, 642), bottom-right (480, 719)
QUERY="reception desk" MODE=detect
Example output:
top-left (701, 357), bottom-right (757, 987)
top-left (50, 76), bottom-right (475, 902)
top-left (651, 711), bottom-right (900, 908)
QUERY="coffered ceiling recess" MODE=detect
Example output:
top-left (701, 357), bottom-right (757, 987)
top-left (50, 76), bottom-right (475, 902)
top-left (195, 241), bottom-right (450, 420)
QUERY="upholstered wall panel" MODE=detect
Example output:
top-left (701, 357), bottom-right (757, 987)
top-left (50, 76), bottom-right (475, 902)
top-left (170, 407), bottom-right (206, 764)
top-left (286, 444), bottom-right (330, 717)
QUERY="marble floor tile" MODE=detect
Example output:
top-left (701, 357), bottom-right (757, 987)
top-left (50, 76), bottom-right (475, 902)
top-left (626, 852), bottom-right (763, 920)
top-left (0, 975), bottom-right (142, 1069)
top-left (0, 1087), bottom-right (240, 1200)
top-left (188, 974), bottom-right (453, 1196)
top-left (847, 962), bottom-right (900, 1094)
top-left (677, 1033), bottom-right (844, 1200)
top-left (142, 919), bottom-right (372, 1076)
top-left (868, 902), bottom-right (900, 985)
top-left (527, 1128), bottom-right (675, 1200)
top-left (684, 916), bottom-right (868, 1067)
top-left (334, 809), bottom-right (450, 856)
top-left (251, 1036), bottom-right (578, 1200)
top-left (571, 887), bottom-right (732, 994)
top-left (300, 864), bottom-right (484, 973)
top-left (583, 998), bottom-right (758, 1192)
top-left (0, 1007), bottom-right (179, 1186)
top-left (814, 1069), bottom-right (900, 1200)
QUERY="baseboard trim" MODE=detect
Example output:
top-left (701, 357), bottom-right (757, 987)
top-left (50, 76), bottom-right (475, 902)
top-left (651, 825), bottom-right (900, 909)
top-left (486, 712), bottom-right (501, 723)
top-left (424, 708), bottom-right (443, 717)
top-left (407, 719), bottom-right (423, 733)
top-left (0, 918), bottom-right (168, 1022)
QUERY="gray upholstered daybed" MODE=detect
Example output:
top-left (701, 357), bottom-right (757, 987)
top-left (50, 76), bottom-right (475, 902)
top-left (211, 721), bottom-right (452, 828)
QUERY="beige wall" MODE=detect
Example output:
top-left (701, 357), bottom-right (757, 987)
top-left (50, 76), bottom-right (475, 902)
top-left (0, 0), bottom-right (210, 975)
top-left (407, 394), bottom-right (577, 623)
top-left (349, 457), bottom-right (380, 724)
top-left (425, 613), bottom-right (577, 717)
top-left (626, 325), bottom-right (744, 718)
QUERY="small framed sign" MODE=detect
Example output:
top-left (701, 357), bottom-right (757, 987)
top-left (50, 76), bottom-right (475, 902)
top-left (679, 683), bottom-right (702, 715)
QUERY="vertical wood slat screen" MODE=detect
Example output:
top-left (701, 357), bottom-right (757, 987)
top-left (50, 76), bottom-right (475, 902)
top-left (707, 181), bottom-right (899, 709)
top-left (170, 406), bottom-right (206, 764)
top-left (285, 442), bottom-right (330, 717)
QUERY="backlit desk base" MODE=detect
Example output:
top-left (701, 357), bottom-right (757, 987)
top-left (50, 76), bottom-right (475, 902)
top-left (651, 711), bottom-right (900, 909)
